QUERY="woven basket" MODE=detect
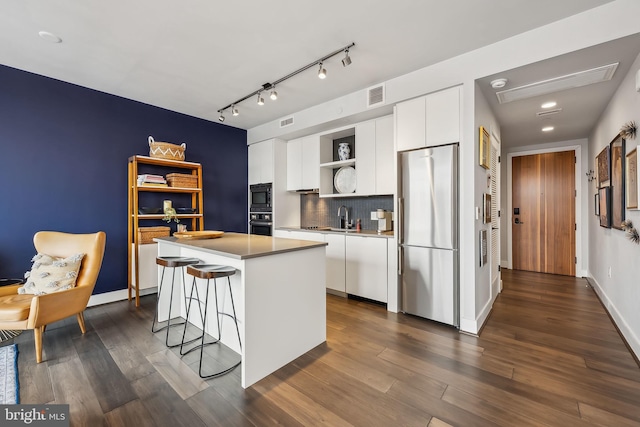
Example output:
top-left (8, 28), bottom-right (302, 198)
top-left (166, 173), bottom-right (198, 188)
top-left (138, 226), bottom-right (170, 244)
top-left (148, 136), bottom-right (186, 161)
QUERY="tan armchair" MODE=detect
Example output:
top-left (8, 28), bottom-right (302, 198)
top-left (0, 231), bottom-right (106, 363)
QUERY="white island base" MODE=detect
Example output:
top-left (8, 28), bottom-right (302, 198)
top-left (155, 233), bottom-right (327, 388)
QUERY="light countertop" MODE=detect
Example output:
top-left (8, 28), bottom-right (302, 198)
top-left (155, 232), bottom-right (327, 260)
top-left (277, 226), bottom-right (394, 238)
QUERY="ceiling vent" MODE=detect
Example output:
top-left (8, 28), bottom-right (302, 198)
top-left (536, 108), bottom-right (563, 117)
top-left (496, 63), bottom-right (619, 104)
top-left (280, 116), bottom-right (294, 128)
top-left (367, 84), bottom-right (385, 108)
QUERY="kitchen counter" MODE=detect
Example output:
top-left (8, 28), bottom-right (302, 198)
top-left (154, 233), bottom-right (326, 388)
top-left (276, 226), bottom-right (394, 238)
top-left (155, 232), bottom-right (326, 259)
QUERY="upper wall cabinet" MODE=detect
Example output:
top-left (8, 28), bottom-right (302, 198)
top-left (396, 86), bottom-right (461, 152)
top-left (248, 139), bottom-right (274, 185)
top-left (355, 115), bottom-right (394, 196)
top-left (287, 136), bottom-right (320, 191)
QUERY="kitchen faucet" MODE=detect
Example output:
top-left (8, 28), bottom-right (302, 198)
top-left (337, 205), bottom-right (349, 229)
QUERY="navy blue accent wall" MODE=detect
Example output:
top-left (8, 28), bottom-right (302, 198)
top-left (0, 64), bottom-right (247, 294)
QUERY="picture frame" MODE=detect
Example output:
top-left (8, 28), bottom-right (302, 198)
top-left (596, 145), bottom-right (610, 188)
top-left (626, 147), bottom-right (638, 209)
top-left (599, 186), bottom-right (611, 228)
top-left (609, 135), bottom-right (625, 229)
top-left (479, 126), bottom-right (490, 169)
top-left (594, 193), bottom-right (600, 216)
top-left (483, 193), bottom-right (492, 224)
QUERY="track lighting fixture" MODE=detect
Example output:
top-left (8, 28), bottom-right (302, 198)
top-left (318, 62), bottom-right (327, 79)
top-left (216, 42), bottom-right (354, 120)
top-left (342, 48), bottom-right (352, 67)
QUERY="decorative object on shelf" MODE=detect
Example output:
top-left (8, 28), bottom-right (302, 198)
top-left (338, 142), bottom-right (351, 161)
top-left (138, 226), bottom-right (170, 244)
top-left (479, 126), bottom-right (490, 169)
top-left (177, 224), bottom-right (187, 233)
top-left (334, 166), bottom-right (356, 194)
top-left (621, 220), bottom-right (639, 244)
top-left (166, 173), bottom-right (198, 188)
top-left (620, 120), bottom-right (637, 140)
top-left (626, 147), bottom-right (638, 209)
top-left (216, 42), bottom-right (355, 122)
top-left (610, 134), bottom-right (625, 230)
top-left (148, 136), bottom-right (186, 161)
top-left (162, 200), bottom-right (180, 224)
top-left (586, 170), bottom-right (596, 182)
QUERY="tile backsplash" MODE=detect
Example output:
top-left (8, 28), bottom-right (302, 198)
top-left (300, 194), bottom-right (394, 231)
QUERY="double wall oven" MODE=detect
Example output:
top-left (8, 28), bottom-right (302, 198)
top-left (249, 183), bottom-right (273, 236)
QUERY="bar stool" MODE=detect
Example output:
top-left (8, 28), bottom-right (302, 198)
top-left (182, 264), bottom-right (241, 379)
top-left (152, 256), bottom-right (201, 347)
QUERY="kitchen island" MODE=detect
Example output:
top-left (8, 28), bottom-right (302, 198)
top-left (154, 233), bottom-right (327, 388)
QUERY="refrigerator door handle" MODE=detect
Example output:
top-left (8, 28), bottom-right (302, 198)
top-left (398, 197), bottom-right (404, 245)
top-left (398, 245), bottom-right (403, 276)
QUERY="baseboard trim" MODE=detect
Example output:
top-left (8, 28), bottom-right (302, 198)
top-left (586, 275), bottom-right (640, 366)
top-left (88, 287), bottom-right (156, 307)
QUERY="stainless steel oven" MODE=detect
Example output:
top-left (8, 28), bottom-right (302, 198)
top-left (249, 212), bottom-right (272, 236)
top-left (249, 183), bottom-right (272, 212)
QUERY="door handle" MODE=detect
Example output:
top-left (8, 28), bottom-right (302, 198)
top-left (514, 218), bottom-right (524, 224)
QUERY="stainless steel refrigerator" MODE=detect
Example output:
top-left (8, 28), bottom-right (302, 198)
top-left (400, 144), bottom-right (459, 327)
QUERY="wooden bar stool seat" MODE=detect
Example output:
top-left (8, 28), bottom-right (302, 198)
top-left (152, 256), bottom-right (201, 348)
top-left (182, 264), bottom-right (241, 379)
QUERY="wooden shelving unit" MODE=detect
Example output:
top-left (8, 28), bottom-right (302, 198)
top-left (127, 155), bottom-right (204, 306)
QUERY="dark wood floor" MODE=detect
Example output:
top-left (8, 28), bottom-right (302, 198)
top-left (7, 269), bottom-right (640, 426)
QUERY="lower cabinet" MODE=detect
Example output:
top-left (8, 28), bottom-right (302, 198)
top-left (275, 230), bottom-right (389, 302)
top-left (325, 234), bottom-right (346, 293)
top-left (345, 235), bottom-right (388, 303)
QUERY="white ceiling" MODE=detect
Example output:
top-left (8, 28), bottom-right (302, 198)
top-left (0, 0), bottom-right (626, 145)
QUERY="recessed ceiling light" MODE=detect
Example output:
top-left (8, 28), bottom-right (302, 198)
top-left (542, 126), bottom-right (554, 132)
top-left (38, 31), bottom-right (62, 43)
top-left (490, 78), bottom-right (508, 89)
top-left (541, 101), bottom-right (557, 109)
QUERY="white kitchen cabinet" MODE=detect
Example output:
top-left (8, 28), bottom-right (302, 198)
top-left (325, 234), bottom-right (346, 293)
top-left (395, 86), bottom-right (461, 152)
top-left (345, 235), bottom-right (388, 303)
top-left (287, 136), bottom-right (320, 191)
top-left (248, 139), bottom-right (274, 185)
top-left (355, 115), bottom-right (394, 196)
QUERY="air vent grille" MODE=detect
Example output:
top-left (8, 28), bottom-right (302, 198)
top-left (367, 84), bottom-right (385, 108)
top-left (536, 108), bottom-right (563, 117)
top-left (496, 63), bottom-right (619, 104)
top-left (280, 116), bottom-right (294, 128)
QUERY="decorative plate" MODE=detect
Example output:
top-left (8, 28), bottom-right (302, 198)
top-left (334, 166), bottom-right (356, 194)
top-left (173, 230), bottom-right (224, 239)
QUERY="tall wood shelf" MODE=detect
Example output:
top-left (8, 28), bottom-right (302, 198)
top-left (127, 155), bottom-right (204, 306)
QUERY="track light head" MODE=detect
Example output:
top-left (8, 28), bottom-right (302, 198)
top-left (318, 62), bottom-right (327, 79)
top-left (231, 106), bottom-right (239, 116)
top-left (342, 49), bottom-right (351, 67)
top-left (218, 111), bottom-right (225, 122)
top-left (257, 93), bottom-right (264, 105)
top-left (270, 90), bottom-right (278, 101)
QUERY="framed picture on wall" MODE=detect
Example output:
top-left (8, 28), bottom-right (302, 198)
top-left (483, 193), bottom-right (492, 224)
top-left (597, 145), bottom-right (610, 188)
top-left (479, 126), bottom-right (490, 169)
top-left (599, 186), bottom-right (611, 228)
top-left (626, 147), bottom-right (638, 209)
top-left (594, 193), bottom-right (600, 216)
top-left (610, 134), bottom-right (625, 229)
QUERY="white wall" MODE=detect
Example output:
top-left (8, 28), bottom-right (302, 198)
top-left (588, 52), bottom-right (640, 358)
top-left (248, 0), bottom-right (640, 335)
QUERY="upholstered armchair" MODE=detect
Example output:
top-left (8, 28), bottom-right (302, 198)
top-left (0, 231), bottom-right (106, 363)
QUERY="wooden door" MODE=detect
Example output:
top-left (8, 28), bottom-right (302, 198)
top-left (512, 151), bottom-right (575, 275)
